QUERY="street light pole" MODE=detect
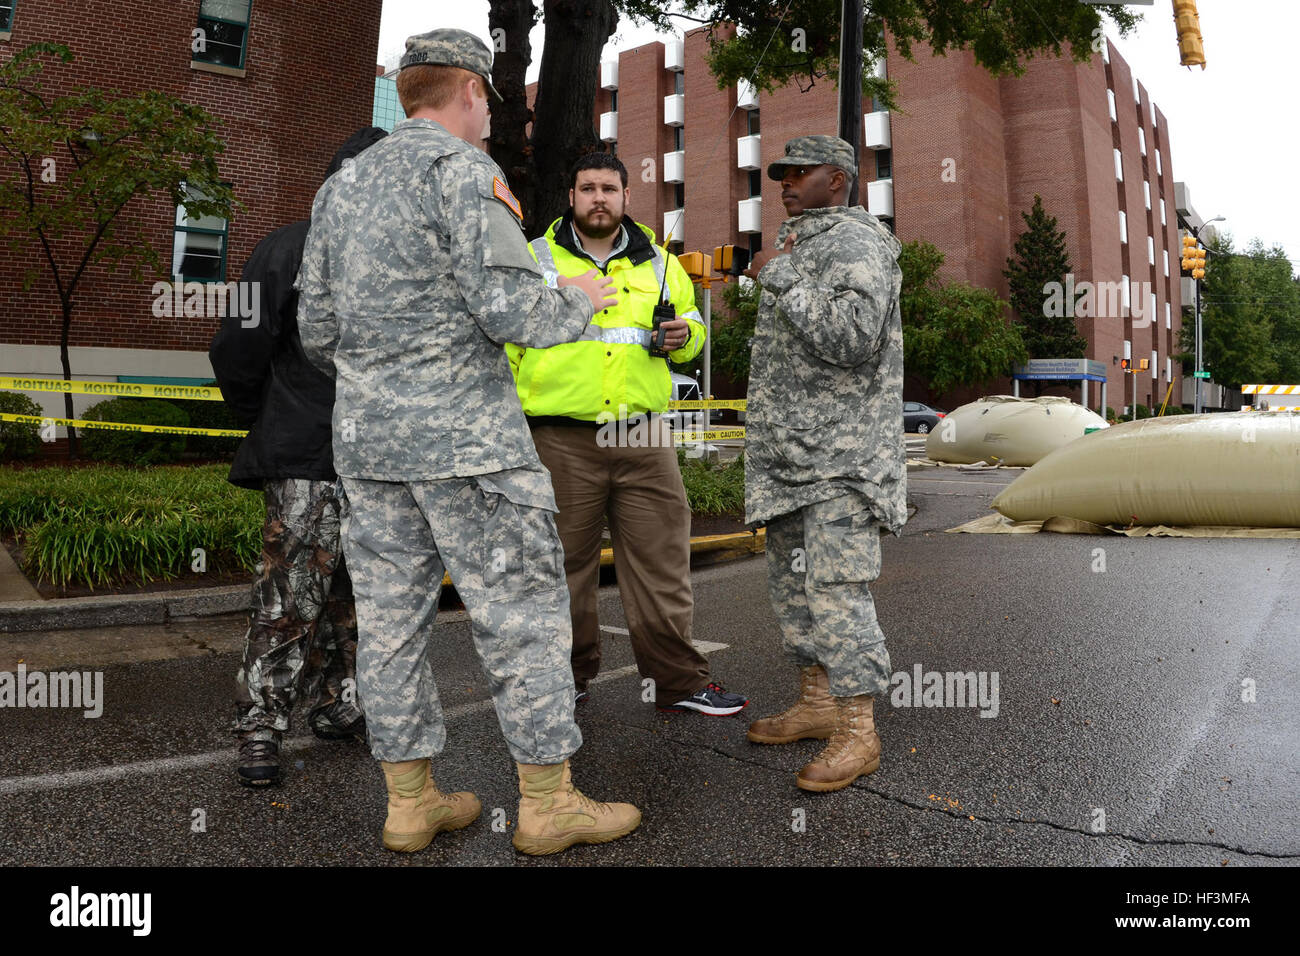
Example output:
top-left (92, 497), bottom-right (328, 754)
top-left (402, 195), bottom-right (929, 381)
top-left (1190, 215), bottom-right (1224, 415)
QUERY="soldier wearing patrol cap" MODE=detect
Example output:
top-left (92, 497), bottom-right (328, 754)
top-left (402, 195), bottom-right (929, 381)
top-left (297, 27), bottom-right (641, 856)
top-left (741, 134), bottom-right (907, 792)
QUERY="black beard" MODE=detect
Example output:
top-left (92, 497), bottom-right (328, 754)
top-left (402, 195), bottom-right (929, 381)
top-left (575, 210), bottom-right (621, 240)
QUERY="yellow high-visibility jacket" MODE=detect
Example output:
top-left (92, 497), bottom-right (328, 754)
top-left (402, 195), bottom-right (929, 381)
top-left (506, 213), bottom-right (705, 421)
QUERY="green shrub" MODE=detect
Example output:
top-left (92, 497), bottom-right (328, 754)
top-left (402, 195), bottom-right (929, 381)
top-left (169, 381), bottom-right (243, 460)
top-left (80, 398), bottom-right (189, 465)
top-left (0, 392), bottom-right (43, 460)
top-left (0, 464), bottom-right (262, 588)
top-left (678, 450), bottom-right (746, 515)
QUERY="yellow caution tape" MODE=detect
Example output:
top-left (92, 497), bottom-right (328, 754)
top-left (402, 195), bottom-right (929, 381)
top-left (0, 413), bottom-right (247, 438)
top-left (667, 398), bottom-right (747, 411)
top-left (674, 428), bottom-right (746, 442)
top-left (3, 377), bottom-right (749, 410)
top-left (0, 376), bottom-right (224, 401)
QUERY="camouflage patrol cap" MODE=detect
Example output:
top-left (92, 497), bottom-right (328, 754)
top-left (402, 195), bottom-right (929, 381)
top-left (767, 134), bottom-right (858, 180)
top-left (399, 28), bottom-right (504, 103)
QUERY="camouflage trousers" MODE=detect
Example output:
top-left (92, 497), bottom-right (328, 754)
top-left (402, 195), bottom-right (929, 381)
top-left (339, 476), bottom-right (582, 765)
top-left (234, 478), bottom-right (364, 740)
top-left (764, 492), bottom-right (892, 697)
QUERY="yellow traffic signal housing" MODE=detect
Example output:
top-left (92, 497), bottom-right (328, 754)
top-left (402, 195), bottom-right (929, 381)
top-left (713, 245), bottom-right (733, 274)
top-left (1139, 358), bottom-right (1150, 371)
top-left (677, 251), bottom-right (707, 280)
top-left (1173, 0), bottom-right (1206, 70)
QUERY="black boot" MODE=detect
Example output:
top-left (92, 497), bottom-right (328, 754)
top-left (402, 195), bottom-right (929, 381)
top-left (236, 733), bottom-right (283, 787)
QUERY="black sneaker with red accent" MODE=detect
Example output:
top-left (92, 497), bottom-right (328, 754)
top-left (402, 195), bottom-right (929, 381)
top-left (659, 681), bottom-right (748, 716)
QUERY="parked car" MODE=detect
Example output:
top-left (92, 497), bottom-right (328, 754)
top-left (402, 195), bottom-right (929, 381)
top-left (903, 401), bottom-right (946, 433)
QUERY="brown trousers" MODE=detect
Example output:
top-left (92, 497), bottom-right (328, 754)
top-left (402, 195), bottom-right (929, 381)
top-left (530, 420), bottom-right (708, 704)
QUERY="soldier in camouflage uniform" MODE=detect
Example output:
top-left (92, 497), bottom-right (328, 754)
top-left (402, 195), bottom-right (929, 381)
top-left (742, 135), bottom-right (907, 793)
top-left (296, 28), bottom-right (641, 856)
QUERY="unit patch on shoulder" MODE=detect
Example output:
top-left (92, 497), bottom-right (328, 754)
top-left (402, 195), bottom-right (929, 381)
top-left (493, 178), bottom-right (523, 222)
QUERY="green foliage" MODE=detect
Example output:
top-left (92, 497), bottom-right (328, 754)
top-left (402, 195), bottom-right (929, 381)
top-left (0, 464), bottom-right (262, 588)
top-left (899, 240), bottom-right (1027, 395)
top-left (1176, 233), bottom-right (1300, 390)
top-left (619, 1), bottom-right (1139, 108)
top-left (677, 449), bottom-right (746, 515)
top-left (0, 392), bottom-right (43, 460)
top-left (0, 43), bottom-right (239, 288)
top-left (168, 382), bottom-right (242, 459)
top-left (0, 43), bottom-right (239, 457)
top-left (80, 398), bottom-right (189, 465)
top-left (711, 279), bottom-right (761, 383)
top-left (1004, 195), bottom-right (1087, 359)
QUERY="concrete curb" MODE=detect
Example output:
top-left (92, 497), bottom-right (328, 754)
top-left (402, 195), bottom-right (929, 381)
top-left (0, 529), bottom-right (767, 633)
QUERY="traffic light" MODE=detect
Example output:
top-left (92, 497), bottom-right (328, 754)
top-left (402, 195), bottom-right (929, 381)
top-left (677, 251), bottom-right (707, 280)
top-left (1121, 358), bottom-right (1130, 371)
top-left (1173, 0), bottom-right (1206, 70)
top-left (712, 244), bottom-right (751, 278)
top-left (1181, 234), bottom-right (1206, 278)
top-left (1139, 358), bottom-right (1150, 371)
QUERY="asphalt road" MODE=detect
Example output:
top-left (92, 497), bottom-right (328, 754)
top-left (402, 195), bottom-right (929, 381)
top-left (1, 467), bottom-right (1297, 867)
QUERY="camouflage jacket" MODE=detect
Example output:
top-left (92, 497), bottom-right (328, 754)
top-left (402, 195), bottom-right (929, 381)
top-left (744, 205), bottom-right (907, 532)
top-left (296, 118), bottom-right (594, 495)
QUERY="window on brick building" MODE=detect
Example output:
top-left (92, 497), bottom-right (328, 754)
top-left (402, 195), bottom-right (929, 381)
top-left (1114, 148), bottom-right (1123, 182)
top-left (747, 109), bottom-right (760, 135)
top-left (1118, 210), bottom-right (1127, 244)
top-left (172, 183), bottom-right (229, 283)
top-left (876, 148), bottom-right (892, 179)
top-left (748, 169), bottom-right (761, 198)
top-left (674, 183), bottom-right (684, 209)
top-left (0, 1), bottom-right (15, 32)
top-left (674, 126), bottom-right (684, 150)
top-left (674, 71), bottom-right (684, 95)
top-left (610, 89), bottom-right (618, 111)
top-left (749, 233), bottom-right (763, 257)
top-left (193, 0), bottom-right (252, 70)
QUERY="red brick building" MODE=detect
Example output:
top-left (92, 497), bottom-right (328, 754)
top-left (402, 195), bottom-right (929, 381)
top-left (0, 0), bottom-right (382, 423)
top-left (587, 30), bottom-right (1185, 412)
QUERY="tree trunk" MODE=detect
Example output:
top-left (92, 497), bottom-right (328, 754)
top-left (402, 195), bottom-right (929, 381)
top-left (59, 300), bottom-right (79, 459)
top-left (529, 0), bottom-right (618, 235)
top-left (488, 0), bottom-right (538, 231)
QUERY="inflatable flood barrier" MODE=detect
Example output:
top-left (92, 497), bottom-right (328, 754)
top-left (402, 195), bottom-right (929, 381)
top-left (925, 395), bottom-right (1108, 467)
top-left (991, 412), bottom-right (1300, 527)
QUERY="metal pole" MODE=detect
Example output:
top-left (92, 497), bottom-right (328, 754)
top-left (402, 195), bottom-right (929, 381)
top-left (702, 284), bottom-right (712, 433)
top-left (1194, 275), bottom-right (1203, 414)
top-left (837, 0), bottom-right (864, 207)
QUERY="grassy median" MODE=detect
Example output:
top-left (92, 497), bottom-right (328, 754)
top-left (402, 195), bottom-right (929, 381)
top-left (0, 454), bottom-right (746, 591)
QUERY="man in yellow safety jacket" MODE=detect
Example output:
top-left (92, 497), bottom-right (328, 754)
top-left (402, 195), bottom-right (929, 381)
top-left (506, 152), bottom-right (748, 717)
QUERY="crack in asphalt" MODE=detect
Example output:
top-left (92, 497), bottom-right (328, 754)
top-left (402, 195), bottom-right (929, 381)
top-left (627, 722), bottom-right (1300, 861)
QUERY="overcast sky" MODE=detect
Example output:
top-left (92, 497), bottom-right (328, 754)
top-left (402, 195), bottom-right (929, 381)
top-left (378, 1), bottom-right (1297, 272)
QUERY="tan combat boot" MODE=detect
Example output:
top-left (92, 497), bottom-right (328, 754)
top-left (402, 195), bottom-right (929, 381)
top-left (747, 665), bottom-right (838, 744)
top-left (795, 695), bottom-right (881, 792)
top-left (379, 758), bottom-right (481, 852)
top-left (512, 760), bottom-right (641, 856)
